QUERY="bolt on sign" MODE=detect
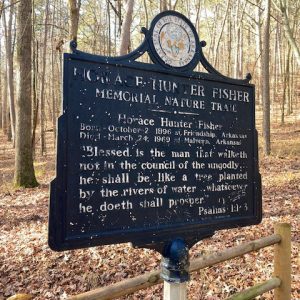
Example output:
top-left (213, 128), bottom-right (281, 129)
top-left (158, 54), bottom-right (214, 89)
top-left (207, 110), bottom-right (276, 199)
top-left (49, 11), bottom-right (262, 252)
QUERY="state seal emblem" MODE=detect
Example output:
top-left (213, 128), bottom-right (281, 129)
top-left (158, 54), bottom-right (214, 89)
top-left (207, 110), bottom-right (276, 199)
top-left (151, 13), bottom-right (197, 68)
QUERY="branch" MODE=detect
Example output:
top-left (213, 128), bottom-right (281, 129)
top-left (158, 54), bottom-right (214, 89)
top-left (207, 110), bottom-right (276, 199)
top-left (246, 0), bottom-right (264, 11)
top-left (173, 0), bottom-right (179, 10)
top-left (36, 23), bottom-right (69, 33)
top-left (0, 0), bottom-right (20, 19)
top-left (245, 0), bottom-right (281, 23)
top-left (237, 0), bottom-right (248, 30)
top-left (0, 0), bottom-right (4, 19)
top-left (244, 10), bottom-right (258, 25)
top-left (271, 0), bottom-right (281, 12)
top-left (107, 0), bottom-right (121, 19)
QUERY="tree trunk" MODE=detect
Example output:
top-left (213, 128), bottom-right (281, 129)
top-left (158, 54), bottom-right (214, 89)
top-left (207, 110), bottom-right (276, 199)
top-left (39, 0), bottom-right (50, 156)
top-left (286, 48), bottom-right (292, 115)
top-left (289, 55), bottom-right (294, 114)
top-left (119, 0), bottom-right (134, 55)
top-left (226, 4), bottom-right (232, 76)
top-left (281, 46), bottom-right (291, 123)
top-left (276, 23), bottom-right (282, 123)
top-left (143, 0), bottom-right (148, 28)
top-left (213, 0), bottom-right (230, 67)
top-left (255, 0), bottom-right (263, 106)
top-left (68, 0), bottom-right (81, 41)
top-left (0, 1), bottom-right (4, 19)
top-left (107, 0), bottom-right (111, 56)
top-left (262, 0), bottom-right (271, 155)
top-left (0, 40), bottom-right (2, 129)
top-left (233, 2), bottom-right (240, 78)
top-left (32, 40), bottom-right (39, 155)
top-left (239, 24), bottom-right (243, 78)
top-left (208, 5), bottom-right (218, 62)
top-left (2, 3), bottom-right (16, 144)
top-left (7, 2), bottom-right (15, 144)
top-left (160, 0), bottom-right (167, 12)
top-left (233, 1), bottom-right (246, 78)
top-left (31, 0), bottom-right (38, 154)
top-left (50, 3), bottom-right (57, 145)
top-left (14, 0), bottom-right (38, 187)
top-left (1, 51), bottom-right (8, 135)
top-left (273, 22), bottom-right (279, 121)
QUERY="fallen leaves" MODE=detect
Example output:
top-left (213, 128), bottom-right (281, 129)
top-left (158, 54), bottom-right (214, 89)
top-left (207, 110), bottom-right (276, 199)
top-left (0, 126), bottom-right (300, 300)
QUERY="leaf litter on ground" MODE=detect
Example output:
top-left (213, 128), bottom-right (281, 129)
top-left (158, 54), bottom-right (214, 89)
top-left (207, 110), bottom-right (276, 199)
top-left (0, 122), bottom-right (299, 300)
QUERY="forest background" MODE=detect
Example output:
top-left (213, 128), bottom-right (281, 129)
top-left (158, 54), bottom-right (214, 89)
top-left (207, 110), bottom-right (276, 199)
top-left (0, 0), bottom-right (299, 299)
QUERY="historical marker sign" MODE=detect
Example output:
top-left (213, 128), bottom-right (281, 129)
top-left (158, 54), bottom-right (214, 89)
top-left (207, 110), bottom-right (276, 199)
top-left (49, 11), bottom-right (261, 252)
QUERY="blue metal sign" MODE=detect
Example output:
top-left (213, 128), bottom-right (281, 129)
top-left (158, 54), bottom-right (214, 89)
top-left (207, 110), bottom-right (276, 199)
top-left (49, 11), bottom-right (261, 252)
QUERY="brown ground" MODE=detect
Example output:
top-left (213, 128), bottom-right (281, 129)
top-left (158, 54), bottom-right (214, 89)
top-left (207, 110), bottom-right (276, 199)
top-left (0, 119), bottom-right (299, 300)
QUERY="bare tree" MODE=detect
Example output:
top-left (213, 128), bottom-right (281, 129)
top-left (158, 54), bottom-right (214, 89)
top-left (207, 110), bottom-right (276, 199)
top-left (50, 1), bottom-right (57, 145)
top-left (106, 0), bottom-right (111, 56)
top-left (0, 40), bottom-right (2, 128)
top-left (160, 0), bottom-right (167, 11)
top-left (272, 0), bottom-right (300, 66)
top-left (68, 0), bottom-right (81, 41)
top-left (255, 0), bottom-right (263, 105)
top-left (0, 0), bottom-right (4, 19)
top-left (14, 0), bottom-right (38, 187)
top-left (213, 0), bottom-right (230, 67)
top-left (39, 0), bottom-right (50, 155)
top-left (1, 0), bottom-right (300, 181)
top-left (119, 0), bottom-right (134, 55)
top-left (2, 2), bottom-right (16, 143)
top-left (1, 41), bottom-right (9, 135)
top-left (32, 41), bottom-right (39, 153)
top-left (262, 0), bottom-right (271, 155)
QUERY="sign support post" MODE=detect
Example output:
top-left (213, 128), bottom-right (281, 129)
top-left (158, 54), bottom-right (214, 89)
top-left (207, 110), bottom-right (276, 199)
top-left (163, 282), bottom-right (187, 300)
top-left (161, 239), bottom-right (189, 300)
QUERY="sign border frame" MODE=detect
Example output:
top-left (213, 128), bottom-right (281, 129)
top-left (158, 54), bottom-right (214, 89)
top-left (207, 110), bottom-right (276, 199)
top-left (48, 48), bottom-right (262, 252)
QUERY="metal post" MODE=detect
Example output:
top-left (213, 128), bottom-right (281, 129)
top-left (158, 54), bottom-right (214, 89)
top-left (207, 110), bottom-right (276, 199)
top-left (161, 238), bottom-right (189, 300)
